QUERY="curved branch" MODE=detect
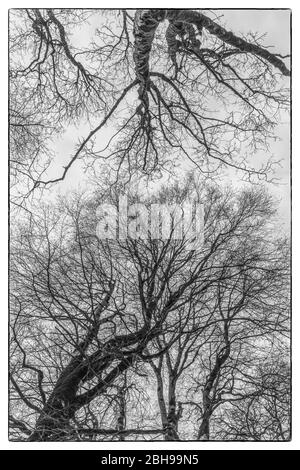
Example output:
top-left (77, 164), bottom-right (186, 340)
top-left (132, 9), bottom-right (290, 96)
top-left (34, 79), bottom-right (138, 187)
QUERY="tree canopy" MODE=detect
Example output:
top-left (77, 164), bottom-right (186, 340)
top-left (10, 8), bottom-right (290, 202)
top-left (9, 9), bottom-right (290, 441)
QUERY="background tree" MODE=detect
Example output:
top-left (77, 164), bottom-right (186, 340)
top-left (212, 348), bottom-right (290, 441)
top-left (9, 179), bottom-right (290, 441)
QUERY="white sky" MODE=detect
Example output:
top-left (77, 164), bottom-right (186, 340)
top-left (2, 1), bottom-right (298, 453)
top-left (26, 9), bottom-right (291, 227)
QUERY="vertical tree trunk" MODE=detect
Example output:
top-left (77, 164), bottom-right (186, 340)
top-left (197, 391), bottom-right (211, 440)
top-left (197, 339), bottom-right (231, 441)
top-left (165, 376), bottom-right (181, 440)
top-left (116, 376), bottom-right (127, 441)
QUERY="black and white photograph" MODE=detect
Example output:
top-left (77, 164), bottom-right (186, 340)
top-left (6, 3), bottom-right (294, 450)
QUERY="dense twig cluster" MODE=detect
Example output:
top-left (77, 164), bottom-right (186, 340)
top-left (9, 9), bottom-right (290, 202)
top-left (10, 181), bottom-right (290, 441)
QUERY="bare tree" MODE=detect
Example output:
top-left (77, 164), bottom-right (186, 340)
top-left (9, 8), bottom-right (290, 443)
top-left (9, 8), bottom-right (290, 203)
top-left (212, 347), bottom-right (290, 441)
top-left (9, 179), bottom-right (290, 441)
top-left (135, 183), bottom-right (289, 441)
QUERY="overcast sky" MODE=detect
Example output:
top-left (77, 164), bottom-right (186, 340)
top-left (32, 9), bottom-right (290, 226)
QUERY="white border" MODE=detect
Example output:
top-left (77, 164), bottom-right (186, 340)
top-left (1, 0), bottom-right (297, 450)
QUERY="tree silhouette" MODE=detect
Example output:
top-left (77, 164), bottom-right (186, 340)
top-left (9, 181), bottom-right (290, 440)
top-left (9, 9), bottom-right (290, 441)
top-left (10, 9), bottom-right (290, 201)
